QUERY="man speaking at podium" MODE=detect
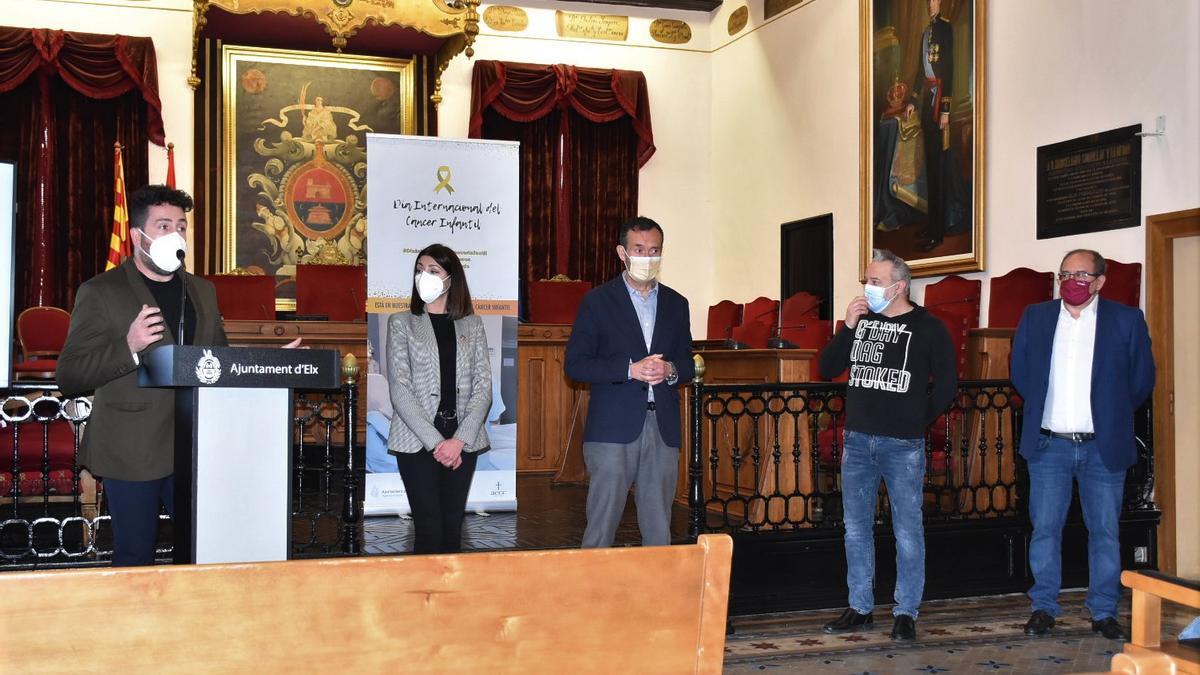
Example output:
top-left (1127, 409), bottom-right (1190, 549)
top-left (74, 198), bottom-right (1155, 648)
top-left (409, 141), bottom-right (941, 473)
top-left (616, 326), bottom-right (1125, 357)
top-left (58, 185), bottom-right (229, 566)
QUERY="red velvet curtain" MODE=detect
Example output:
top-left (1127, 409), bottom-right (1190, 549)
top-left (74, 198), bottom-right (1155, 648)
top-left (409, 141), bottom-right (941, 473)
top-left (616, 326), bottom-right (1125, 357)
top-left (470, 60), bottom-right (653, 287)
top-left (0, 27), bottom-right (162, 312)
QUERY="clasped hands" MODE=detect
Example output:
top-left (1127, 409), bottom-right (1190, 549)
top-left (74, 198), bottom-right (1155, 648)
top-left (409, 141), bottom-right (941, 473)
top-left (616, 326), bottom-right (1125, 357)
top-left (433, 438), bottom-right (465, 470)
top-left (631, 353), bottom-right (671, 385)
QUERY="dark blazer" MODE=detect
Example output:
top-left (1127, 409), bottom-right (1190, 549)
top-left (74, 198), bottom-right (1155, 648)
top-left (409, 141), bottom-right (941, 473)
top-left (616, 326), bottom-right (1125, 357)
top-left (565, 275), bottom-right (695, 447)
top-left (1010, 298), bottom-right (1155, 471)
top-left (58, 259), bottom-right (228, 481)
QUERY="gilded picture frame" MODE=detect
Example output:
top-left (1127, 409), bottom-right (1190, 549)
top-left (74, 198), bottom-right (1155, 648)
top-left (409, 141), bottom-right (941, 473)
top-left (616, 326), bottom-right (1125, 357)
top-left (859, 0), bottom-right (985, 278)
top-left (221, 45), bottom-right (416, 310)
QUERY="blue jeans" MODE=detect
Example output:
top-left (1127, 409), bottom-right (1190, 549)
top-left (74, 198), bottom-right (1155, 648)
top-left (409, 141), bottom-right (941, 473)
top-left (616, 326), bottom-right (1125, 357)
top-left (1027, 435), bottom-right (1126, 620)
top-left (840, 430), bottom-right (927, 618)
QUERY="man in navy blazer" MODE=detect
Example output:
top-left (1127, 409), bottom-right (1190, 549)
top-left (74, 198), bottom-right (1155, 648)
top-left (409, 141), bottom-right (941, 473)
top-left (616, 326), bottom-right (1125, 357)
top-left (1011, 249), bottom-right (1154, 641)
top-left (565, 216), bottom-right (695, 548)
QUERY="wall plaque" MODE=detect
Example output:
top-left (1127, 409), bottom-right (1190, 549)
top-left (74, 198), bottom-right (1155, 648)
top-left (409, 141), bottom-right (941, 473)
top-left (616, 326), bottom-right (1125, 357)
top-left (650, 18), bottom-right (692, 44)
top-left (1036, 124), bottom-right (1142, 239)
top-left (727, 6), bottom-right (749, 35)
top-left (555, 11), bottom-right (629, 41)
top-left (483, 6), bottom-right (528, 32)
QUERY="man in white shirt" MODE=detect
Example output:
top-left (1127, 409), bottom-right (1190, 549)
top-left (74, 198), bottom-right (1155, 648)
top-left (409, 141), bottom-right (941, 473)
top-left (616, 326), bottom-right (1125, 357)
top-left (1011, 249), bottom-right (1155, 641)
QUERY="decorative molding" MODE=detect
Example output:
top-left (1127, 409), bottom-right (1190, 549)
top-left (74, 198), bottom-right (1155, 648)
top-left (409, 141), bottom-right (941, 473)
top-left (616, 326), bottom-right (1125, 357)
top-left (192, 0), bottom-right (480, 106)
top-left (554, 10), bottom-right (629, 41)
top-left (482, 5), bottom-right (528, 32)
top-left (649, 18), bottom-right (692, 44)
top-left (727, 6), bottom-right (748, 35)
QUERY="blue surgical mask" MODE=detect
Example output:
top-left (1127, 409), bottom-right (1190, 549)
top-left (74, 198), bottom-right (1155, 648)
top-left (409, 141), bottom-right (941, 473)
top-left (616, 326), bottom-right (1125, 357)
top-left (864, 282), bottom-right (899, 313)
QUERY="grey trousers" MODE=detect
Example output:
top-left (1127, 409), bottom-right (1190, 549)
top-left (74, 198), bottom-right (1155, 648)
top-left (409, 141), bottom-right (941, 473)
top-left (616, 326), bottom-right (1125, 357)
top-left (581, 410), bottom-right (679, 548)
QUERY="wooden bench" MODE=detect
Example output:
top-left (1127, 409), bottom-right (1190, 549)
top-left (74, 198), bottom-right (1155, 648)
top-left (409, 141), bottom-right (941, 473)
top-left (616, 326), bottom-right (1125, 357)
top-left (1118, 570), bottom-right (1200, 674)
top-left (0, 534), bottom-right (732, 673)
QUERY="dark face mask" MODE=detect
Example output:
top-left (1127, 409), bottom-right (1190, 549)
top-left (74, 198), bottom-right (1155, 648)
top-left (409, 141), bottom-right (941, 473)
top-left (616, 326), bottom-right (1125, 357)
top-left (1059, 278), bottom-right (1093, 306)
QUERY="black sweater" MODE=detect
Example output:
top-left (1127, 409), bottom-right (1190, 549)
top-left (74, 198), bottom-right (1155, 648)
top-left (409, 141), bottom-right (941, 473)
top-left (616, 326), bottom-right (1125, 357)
top-left (818, 304), bottom-right (958, 439)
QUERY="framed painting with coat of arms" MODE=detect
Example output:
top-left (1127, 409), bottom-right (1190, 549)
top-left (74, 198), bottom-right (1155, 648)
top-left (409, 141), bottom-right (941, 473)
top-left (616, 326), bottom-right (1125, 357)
top-left (860, 0), bottom-right (985, 278)
top-left (221, 45), bottom-right (416, 310)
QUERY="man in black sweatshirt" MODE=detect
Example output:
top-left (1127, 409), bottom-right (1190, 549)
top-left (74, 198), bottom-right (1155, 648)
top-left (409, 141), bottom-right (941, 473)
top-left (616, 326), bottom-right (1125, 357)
top-left (818, 248), bottom-right (957, 642)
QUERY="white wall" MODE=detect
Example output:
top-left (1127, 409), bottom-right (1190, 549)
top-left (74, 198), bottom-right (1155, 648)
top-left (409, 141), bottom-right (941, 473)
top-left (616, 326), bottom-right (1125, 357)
top-left (1, 0), bottom-right (196, 196)
top-left (440, 3), bottom-right (715, 334)
top-left (707, 0), bottom-right (1200, 322)
top-left (1173, 236), bottom-right (1200, 578)
top-left (8, 0), bottom-right (1198, 333)
top-left (708, 0), bottom-right (859, 319)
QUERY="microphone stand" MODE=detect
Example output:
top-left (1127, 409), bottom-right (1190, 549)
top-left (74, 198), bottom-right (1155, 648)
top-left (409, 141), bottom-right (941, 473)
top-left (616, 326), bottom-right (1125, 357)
top-left (176, 249), bottom-right (187, 345)
top-left (767, 298), bottom-right (796, 349)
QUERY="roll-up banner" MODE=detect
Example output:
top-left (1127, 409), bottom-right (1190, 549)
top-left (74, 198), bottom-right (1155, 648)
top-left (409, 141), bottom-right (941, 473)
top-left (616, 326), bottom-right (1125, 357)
top-left (364, 135), bottom-right (519, 515)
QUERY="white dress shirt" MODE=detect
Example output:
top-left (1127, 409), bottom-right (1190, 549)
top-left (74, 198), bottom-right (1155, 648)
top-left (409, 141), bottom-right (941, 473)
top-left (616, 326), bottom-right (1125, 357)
top-left (1041, 297), bottom-right (1098, 433)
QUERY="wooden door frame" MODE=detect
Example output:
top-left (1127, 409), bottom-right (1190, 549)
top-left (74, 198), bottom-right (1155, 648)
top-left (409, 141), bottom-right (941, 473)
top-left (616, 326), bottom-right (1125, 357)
top-left (1146, 207), bottom-right (1200, 575)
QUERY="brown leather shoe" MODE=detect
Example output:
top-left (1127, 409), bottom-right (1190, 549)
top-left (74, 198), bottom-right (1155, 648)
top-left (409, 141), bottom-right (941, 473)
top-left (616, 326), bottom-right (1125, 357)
top-left (822, 608), bottom-right (874, 634)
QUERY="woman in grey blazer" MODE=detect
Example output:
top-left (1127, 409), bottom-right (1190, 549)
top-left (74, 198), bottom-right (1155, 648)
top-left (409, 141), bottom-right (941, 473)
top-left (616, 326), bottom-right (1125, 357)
top-left (386, 244), bottom-right (491, 553)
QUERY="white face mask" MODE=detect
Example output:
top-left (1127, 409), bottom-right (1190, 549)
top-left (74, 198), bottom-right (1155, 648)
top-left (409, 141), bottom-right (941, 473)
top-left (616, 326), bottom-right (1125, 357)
top-left (414, 271), bottom-right (449, 305)
top-left (864, 281), bottom-right (899, 313)
top-left (624, 255), bottom-right (662, 284)
top-left (138, 229), bottom-right (186, 274)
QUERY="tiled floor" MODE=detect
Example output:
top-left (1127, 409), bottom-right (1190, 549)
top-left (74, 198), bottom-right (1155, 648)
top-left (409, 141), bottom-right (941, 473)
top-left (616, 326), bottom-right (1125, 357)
top-left (363, 476), bottom-right (1196, 673)
top-left (363, 474), bottom-right (691, 554)
top-left (723, 591), bottom-right (1194, 673)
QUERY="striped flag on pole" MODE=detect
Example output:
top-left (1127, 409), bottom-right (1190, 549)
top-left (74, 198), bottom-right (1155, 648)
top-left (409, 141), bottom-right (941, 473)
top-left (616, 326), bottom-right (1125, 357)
top-left (105, 142), bottom-right (131, 271)
top-left (165, 142), bottom-right (176, 189)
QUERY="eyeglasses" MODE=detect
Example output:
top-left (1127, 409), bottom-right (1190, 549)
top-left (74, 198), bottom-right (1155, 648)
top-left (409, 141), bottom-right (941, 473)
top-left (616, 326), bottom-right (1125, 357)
top-left (1057, 271), bottom-right (1100, 281)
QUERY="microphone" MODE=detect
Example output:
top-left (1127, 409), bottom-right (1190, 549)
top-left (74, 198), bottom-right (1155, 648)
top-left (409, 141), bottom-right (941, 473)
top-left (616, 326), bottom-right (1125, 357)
top-left (350, 286), bottom-right (362, 320)
top-left (176, 249), bottom-right (187, 345)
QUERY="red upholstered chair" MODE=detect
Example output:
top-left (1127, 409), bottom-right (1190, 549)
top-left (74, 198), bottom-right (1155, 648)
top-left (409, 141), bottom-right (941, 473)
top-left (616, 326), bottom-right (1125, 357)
top-left (924, 275), bottom-right (982, 330)
top-left (1099, 259), bottom-right (1142, 307)
top-left (780, 292), bottom-right (822, 324)
top-left (528, 278), bottom-right (593, 325)
top-left (706, 300), bottom-right (744, 340)
top-left (13, 306), bottom-right (71, 380)
top-left (0, 419), bottom-right (78, 497)
top-left (779, 319), bottom-right (832, 352)
top-left (295, 264), bottom-right (367, 321)
top-left (205, 274), bottom-right (277, 321)
top-left (729, 297), bottom-right (779, 349)
top-left (927, 305), bottom-right (971, 378)
top-left (926, 306), bottom-right (971, 473)
top-left (823, 320), bottom-right (850, 383)
top-left (987, 267), bottom-right (1053, 328)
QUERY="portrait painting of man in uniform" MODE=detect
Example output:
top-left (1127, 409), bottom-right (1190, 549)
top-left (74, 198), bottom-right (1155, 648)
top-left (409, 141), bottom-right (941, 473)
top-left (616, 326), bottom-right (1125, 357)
top-left (219, 46), bottom-right (416, 310)
top-left (860, 0), bottom-right (985, 277)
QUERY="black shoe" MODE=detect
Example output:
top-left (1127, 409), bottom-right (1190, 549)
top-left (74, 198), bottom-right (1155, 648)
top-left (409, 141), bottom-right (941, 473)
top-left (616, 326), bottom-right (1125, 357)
top-left (890, 614), bottom-right (917, 641)
top-left (822, 608), bottom-right (874, 633)
top-left (1091, 617), bottom-right (1129, 641)
top-left (1024, 610), bottom-right (1056, 636)
top-left (917, 237), bottom-right (943, 252)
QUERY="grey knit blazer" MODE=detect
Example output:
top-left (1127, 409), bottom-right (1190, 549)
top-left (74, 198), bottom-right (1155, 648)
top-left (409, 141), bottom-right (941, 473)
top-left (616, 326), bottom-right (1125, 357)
top-left (385, 311), bottom-right (492, 454)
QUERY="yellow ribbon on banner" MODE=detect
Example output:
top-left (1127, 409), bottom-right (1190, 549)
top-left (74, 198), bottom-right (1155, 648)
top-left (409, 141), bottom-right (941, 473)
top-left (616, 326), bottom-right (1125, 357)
top-left (434, 165), bottom-right (455, 194)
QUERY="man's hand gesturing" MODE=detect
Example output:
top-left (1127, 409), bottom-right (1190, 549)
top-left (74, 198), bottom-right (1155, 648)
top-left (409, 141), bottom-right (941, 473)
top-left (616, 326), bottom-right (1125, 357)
top-left (127, 304), bottom-right (165, 354)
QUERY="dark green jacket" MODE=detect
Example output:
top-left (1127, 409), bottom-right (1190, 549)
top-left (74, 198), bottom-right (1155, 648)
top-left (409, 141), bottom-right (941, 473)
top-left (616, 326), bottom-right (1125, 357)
top-left (58, 259), bottom-right (228, 480)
